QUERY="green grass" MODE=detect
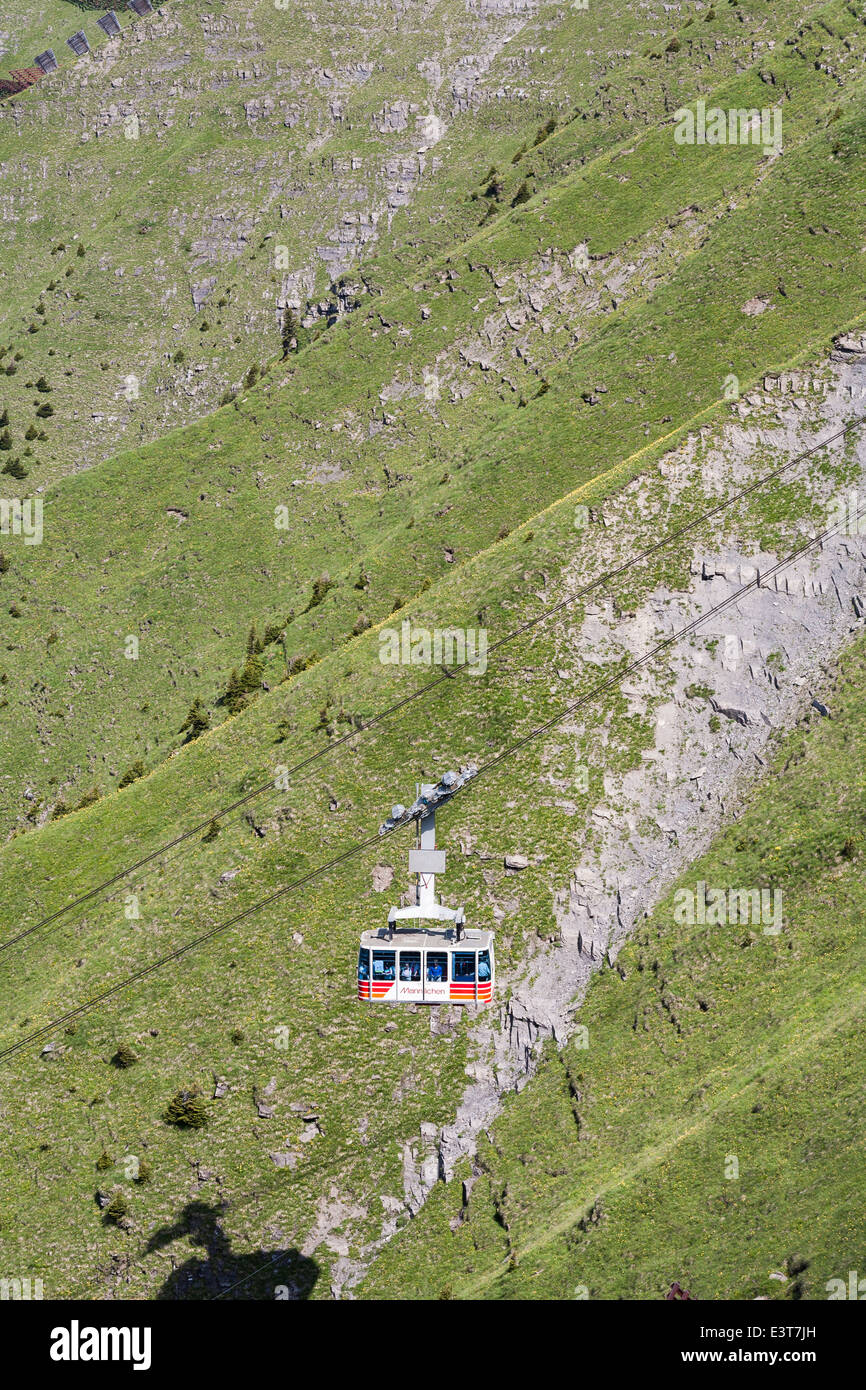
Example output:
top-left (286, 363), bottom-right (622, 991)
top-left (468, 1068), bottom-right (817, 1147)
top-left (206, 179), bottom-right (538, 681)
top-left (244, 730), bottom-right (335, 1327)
top-left (1, 36), bottom-right (864, 832)
top-left (359, 637), bottom-right (866, 1301)
top-left (0, 357), bottom-right (861, 1296)
top-left (0, 0), bottom-right (854, 481)
top-left (0, 0), bottom-right (864, 1300)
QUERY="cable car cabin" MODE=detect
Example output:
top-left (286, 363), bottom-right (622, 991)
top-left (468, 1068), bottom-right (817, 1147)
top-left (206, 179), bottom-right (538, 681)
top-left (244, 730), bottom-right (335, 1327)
top-left (360, 771), bottom-right (494, 1005)
top-left (358, 923), bottom-right (494, 1005)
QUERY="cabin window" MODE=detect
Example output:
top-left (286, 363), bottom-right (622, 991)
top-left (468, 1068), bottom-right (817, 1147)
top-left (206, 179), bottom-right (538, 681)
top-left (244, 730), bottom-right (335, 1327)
top-left (478, 949), bottom-right (491, 982)
top-left (372, 950), bottom-right (396, 981)
top-left (358, 948), bottom-right (370, 981)
top-left (399, 951), bottom-right (421, 982)
top-left (453, 952), bottom-right (476, 982)
top-left (426, 951), bottom-right (448, 983)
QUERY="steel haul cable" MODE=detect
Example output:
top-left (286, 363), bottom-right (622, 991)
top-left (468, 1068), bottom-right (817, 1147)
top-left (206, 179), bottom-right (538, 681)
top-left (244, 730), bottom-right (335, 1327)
top-left (2, 418), bottom-right (861, 959)
top-left (2, 500), bottom-right (863, 1066)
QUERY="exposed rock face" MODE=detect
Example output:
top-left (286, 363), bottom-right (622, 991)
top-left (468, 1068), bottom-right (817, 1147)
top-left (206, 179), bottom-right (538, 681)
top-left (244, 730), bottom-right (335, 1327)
top-left (504, 852), bottom-right (529, 870)
top-left (832, 332), bottom-right (866, 364)
top-left (191, 278), bottom-right (217, 310)
top-left (371, 864), bottom-right (395, 892)
top-left (374, 214), bottom-right (711, 417)
top-left (346, 346), bottom-right (866, 1283)
top-left (0, 0), bottom-right (578, 475)
top-left (302, 1188), bottom-right (368, 1296)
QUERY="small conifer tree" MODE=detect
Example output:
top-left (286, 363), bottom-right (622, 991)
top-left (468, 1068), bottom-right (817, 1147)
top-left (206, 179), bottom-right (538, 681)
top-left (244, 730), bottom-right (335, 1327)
top-left (179, 698), bottom-right (210, 743)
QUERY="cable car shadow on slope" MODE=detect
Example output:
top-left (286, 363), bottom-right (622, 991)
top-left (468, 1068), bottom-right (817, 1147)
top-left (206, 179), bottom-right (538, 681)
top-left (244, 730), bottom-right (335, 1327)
top-left (146, 1200), bottom-right (318, 1301)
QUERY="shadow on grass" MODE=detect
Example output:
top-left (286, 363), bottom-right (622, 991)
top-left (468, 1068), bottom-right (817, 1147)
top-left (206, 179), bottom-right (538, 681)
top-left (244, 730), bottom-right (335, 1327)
top-left (146, 1200), bottom-right (318, 1301)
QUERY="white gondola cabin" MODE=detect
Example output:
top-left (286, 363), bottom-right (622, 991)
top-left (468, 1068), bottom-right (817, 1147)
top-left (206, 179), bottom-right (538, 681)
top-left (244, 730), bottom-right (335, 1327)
top-left (358, 770), bottom-right (494, 1005)
top-left (358, 924), bottom-right (494, 1005)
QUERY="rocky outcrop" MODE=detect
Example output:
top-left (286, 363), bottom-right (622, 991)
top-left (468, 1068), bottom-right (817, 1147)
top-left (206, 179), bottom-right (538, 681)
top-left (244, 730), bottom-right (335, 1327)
top-left (339, 344), bottom-right (866, 1291)
top-left (0, 0), bottom-right (573, 475)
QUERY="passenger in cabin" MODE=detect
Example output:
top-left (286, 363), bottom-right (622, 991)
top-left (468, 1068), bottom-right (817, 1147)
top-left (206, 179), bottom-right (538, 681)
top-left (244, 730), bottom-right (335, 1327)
top-left (358, 960), bottom-right (369, 980)
top-left (401, 961), bottom-right (414, 980)
top-left (427, 959), bottom-right (443, 982)
top-left (478, 955), bottom-right (491, 981)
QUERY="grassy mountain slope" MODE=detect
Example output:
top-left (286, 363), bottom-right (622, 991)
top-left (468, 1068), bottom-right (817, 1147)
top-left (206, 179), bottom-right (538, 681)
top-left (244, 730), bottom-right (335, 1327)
top-left (1, 4), bottom-right (864, 831)
top-left (0, 0), bottom-right (855, 481)
top-left (359, 637), bottom-right (866, 1301)
top-left (0, 0), bottom-right (863, 1300)
top-left (1, 0), bottom-right (782, 478)
top-left (0, 358), bottom-right (863, 1297)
